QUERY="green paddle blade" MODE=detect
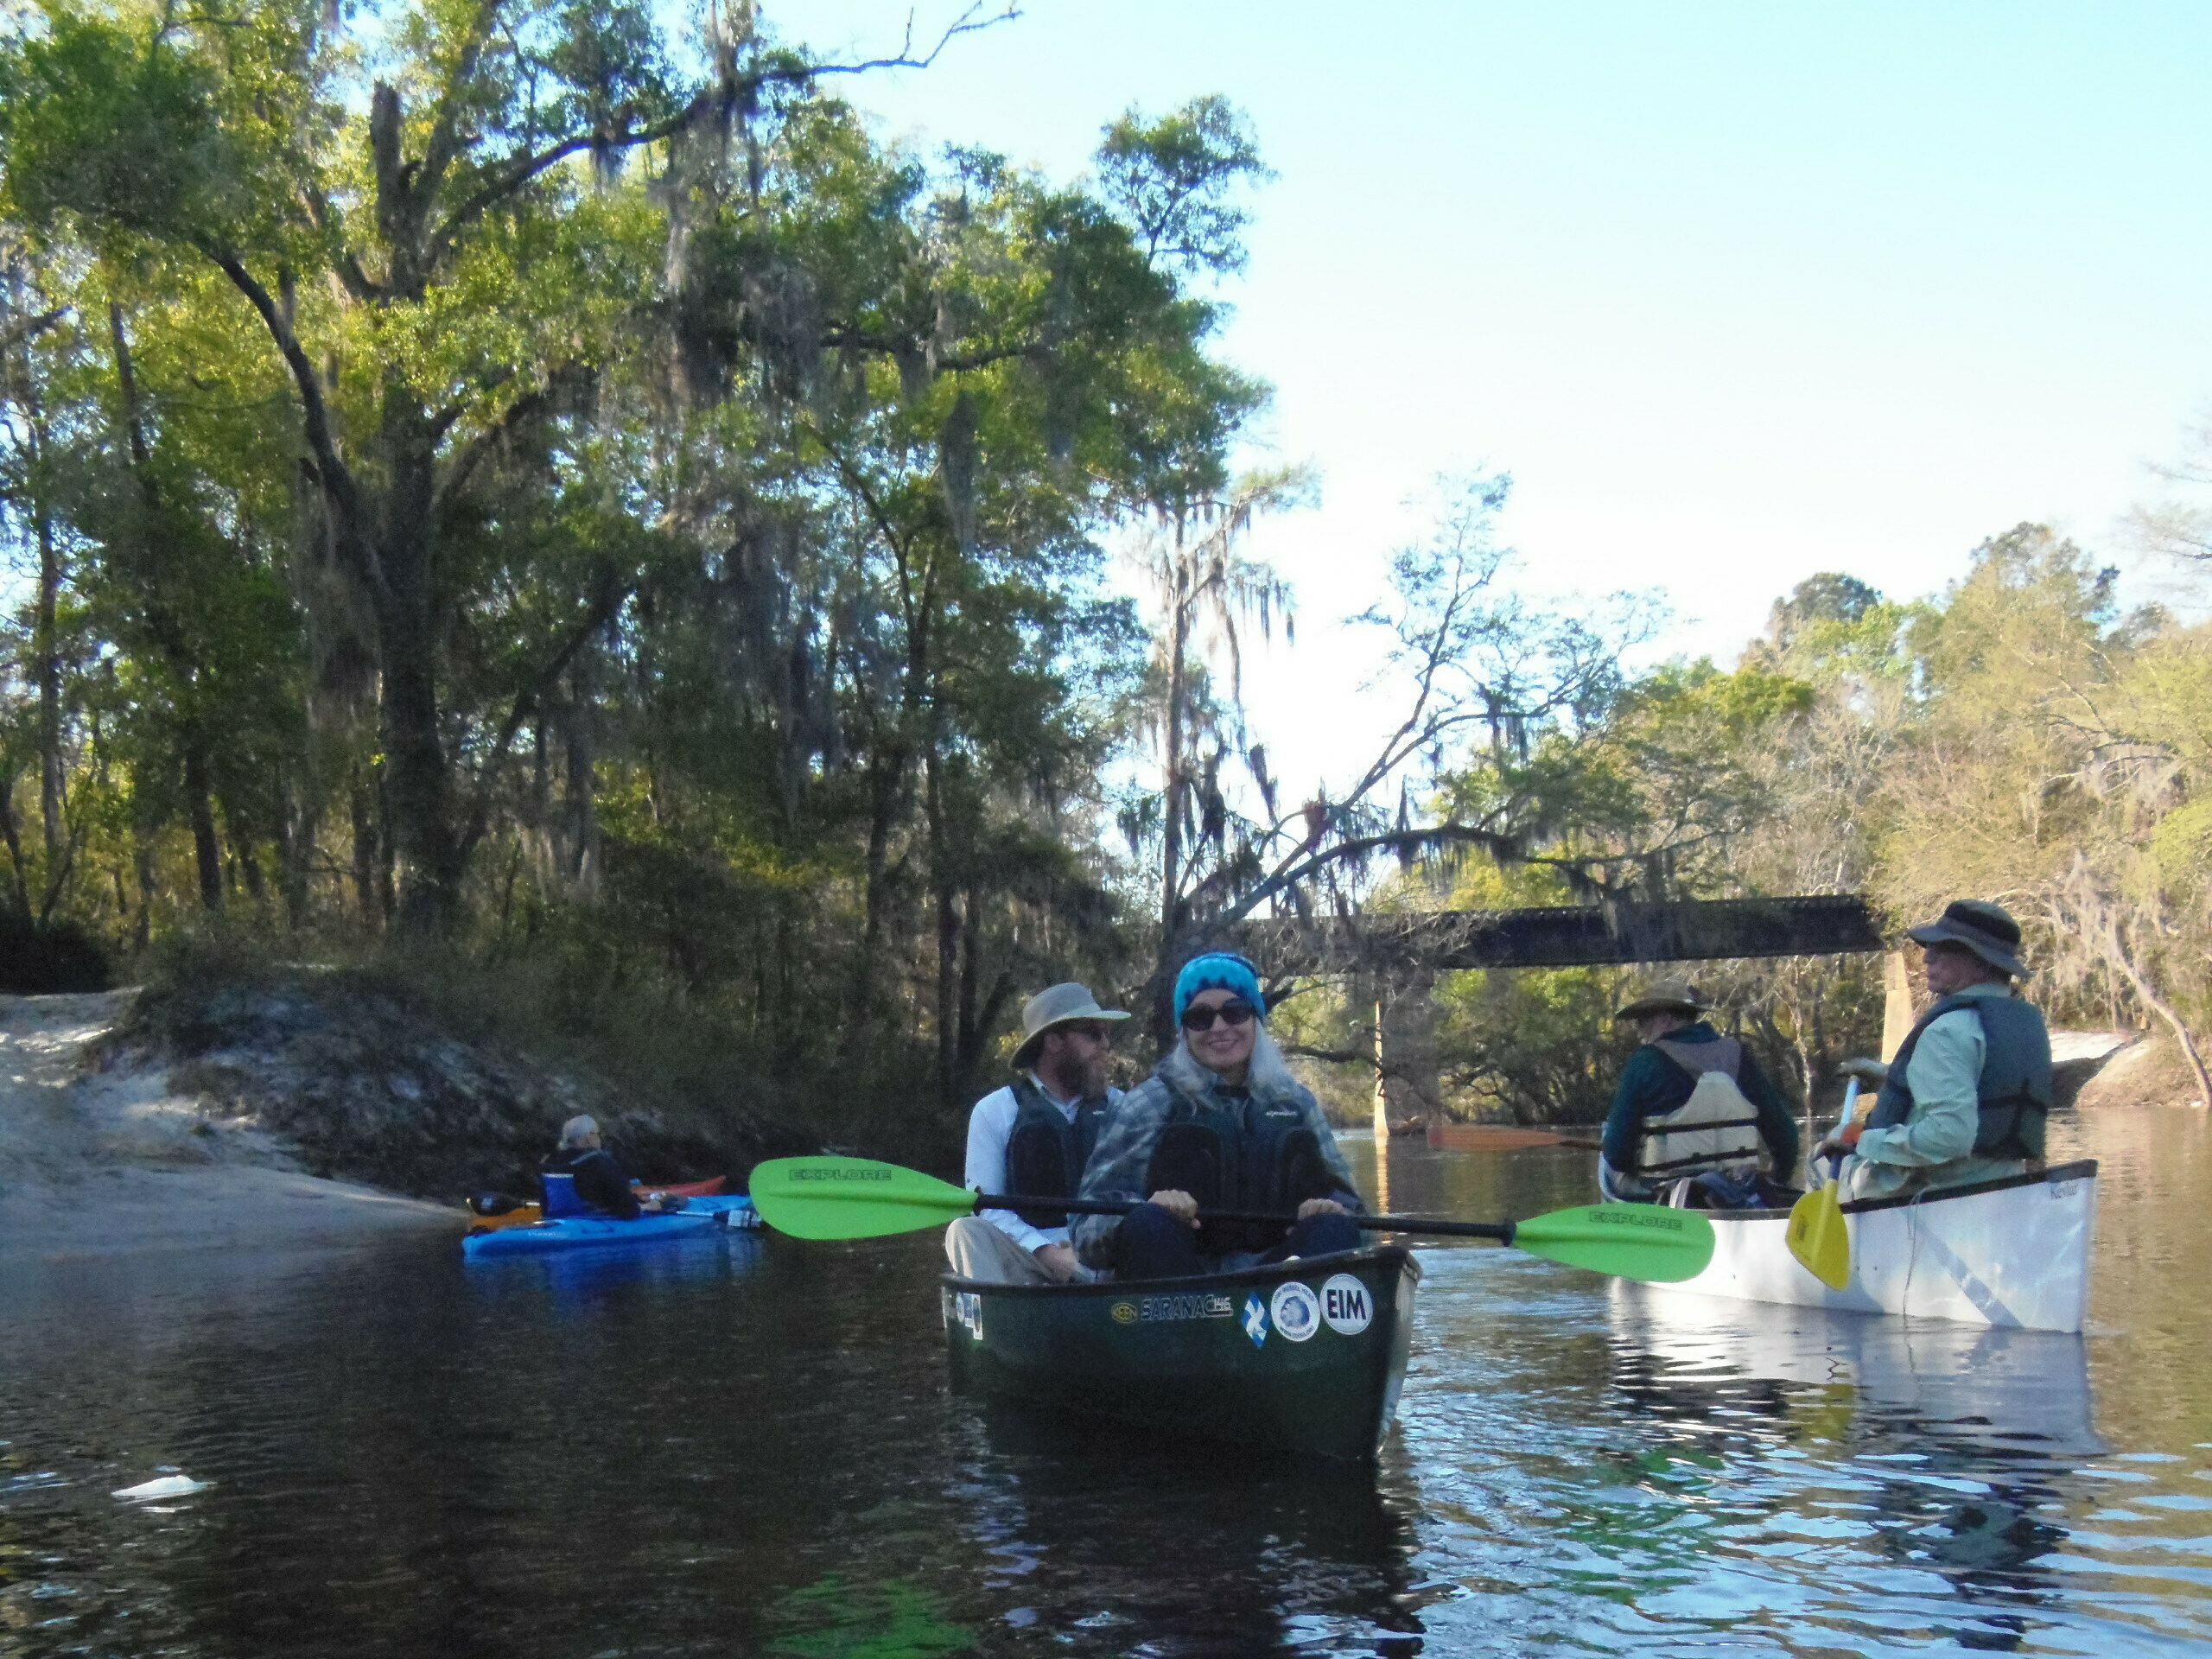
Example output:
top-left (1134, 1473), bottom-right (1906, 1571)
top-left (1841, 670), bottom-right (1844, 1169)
top-left (1786, 1181), bottom-right (1852, 1290)
top-left (1511, 1204), bottom-right (1716, 1283)
top-left (749, 1156), bottom-right (976, 1239)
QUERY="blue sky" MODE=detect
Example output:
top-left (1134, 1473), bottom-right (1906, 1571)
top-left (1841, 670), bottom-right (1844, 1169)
top-left (776, 0), bottom-right (2212, 794)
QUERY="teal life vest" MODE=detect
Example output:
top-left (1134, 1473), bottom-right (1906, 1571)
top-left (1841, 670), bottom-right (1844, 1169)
top-left (1002, 1078), bottom-right (1109, 1229)
top-left (1868, 993), bottom-right (2051, 1160)
top-left (1141, 1090), bottom-right (1338, 1255)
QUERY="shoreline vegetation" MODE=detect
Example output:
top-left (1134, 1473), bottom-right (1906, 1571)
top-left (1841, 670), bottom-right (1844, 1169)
top-left (3, 3), bottom-right (2211, 1167)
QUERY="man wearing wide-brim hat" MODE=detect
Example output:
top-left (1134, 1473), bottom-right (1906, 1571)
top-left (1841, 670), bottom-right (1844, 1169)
top-left (1599, 976), bottom-right (1801, 1207)
top-left (944, 982), bottom-right (1128, 1285)
top-left (1819, 899), bottom-right (2051, 1201)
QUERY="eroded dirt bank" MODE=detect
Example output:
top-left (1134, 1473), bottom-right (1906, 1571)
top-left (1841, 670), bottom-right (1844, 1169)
top-left (0, 990), bottom-right (462, 1261)
top-left (1, 976), bottom-right (781, 1262)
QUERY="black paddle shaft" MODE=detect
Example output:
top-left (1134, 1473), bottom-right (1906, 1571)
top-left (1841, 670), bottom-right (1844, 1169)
top-left (976, 1193), bottom-right (1515, 1243)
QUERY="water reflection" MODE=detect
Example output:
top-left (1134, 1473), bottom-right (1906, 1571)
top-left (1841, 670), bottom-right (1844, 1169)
top-left (946, 1394), bottom-right (1431, 1654)
top-left (1610, 1289), bottom-right (2101, 1649)
top-left (3, 1113), bottom-right (2210, 1656)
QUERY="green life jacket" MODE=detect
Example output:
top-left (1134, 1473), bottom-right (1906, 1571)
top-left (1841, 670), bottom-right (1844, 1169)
top-left (1868, 993), bottom-right (2051, 1160)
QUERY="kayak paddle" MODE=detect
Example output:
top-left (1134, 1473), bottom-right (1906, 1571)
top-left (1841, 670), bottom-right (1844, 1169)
top-left (1786, 1078), bottom-right (1857, 1291)
top-left (747, 1156), bottom-right (1716, 1284)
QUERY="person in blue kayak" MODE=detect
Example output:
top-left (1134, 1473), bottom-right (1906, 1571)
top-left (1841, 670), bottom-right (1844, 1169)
top-left (1599, 978), bottom-right (1801, 1209)
top-left (1071, 952), bottom-right (1363, 1279)
top-left (540, 1116), bottom-right (679, 1220)
top-left (1817, 899), bottom-right (2050, 1200)
top-left (944, 982), bottom-right (1129, 1285)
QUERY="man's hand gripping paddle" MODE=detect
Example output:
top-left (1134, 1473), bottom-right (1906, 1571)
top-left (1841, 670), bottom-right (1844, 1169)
top-left (1785, 1078), bottom-right (1858, 1291)
top-left (747, 1156), bottom-right (1716, 1285)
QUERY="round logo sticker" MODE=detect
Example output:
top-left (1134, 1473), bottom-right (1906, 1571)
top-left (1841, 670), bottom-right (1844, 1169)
top-left (1320, 1274), bottom-right (1374, 1337)
top-left (1109, 1300), bottom-right (1138, 1325)
top-left (1269, 1281), bottom-right (1320, 1343)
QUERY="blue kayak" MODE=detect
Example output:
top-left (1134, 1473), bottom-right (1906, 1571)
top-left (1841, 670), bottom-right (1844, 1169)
top-left (462, 1195), bottom-right (760, 1259)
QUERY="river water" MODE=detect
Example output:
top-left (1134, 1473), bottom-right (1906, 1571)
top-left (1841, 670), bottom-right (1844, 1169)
top-left (3, 1107), bottom-right (2209, 1656)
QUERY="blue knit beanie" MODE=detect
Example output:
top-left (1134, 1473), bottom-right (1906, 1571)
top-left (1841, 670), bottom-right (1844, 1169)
top-left (1173, 953), bottom-right (1264, 1027)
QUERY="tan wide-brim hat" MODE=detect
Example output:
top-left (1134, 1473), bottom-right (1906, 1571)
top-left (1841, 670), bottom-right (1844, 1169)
top-left (1907, 899), bottom-right (2029, 979)
top-left (1614, 977), bottom-right (1712, 1022)
top-left (1012, 982), bottom-right (1130, 1067)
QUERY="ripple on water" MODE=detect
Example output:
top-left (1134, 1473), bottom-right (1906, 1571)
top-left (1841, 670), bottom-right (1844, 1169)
top-left (0, 1110), bottom-right (2207, 1656)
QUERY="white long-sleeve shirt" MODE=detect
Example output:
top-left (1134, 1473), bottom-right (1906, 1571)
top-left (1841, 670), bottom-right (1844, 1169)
top-left (963, 1077), bottom-right (1120, 1254)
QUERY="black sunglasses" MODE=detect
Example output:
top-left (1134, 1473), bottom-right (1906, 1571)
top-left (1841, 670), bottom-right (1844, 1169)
top-left (1181, 1000), bottom-right (1257, 1032)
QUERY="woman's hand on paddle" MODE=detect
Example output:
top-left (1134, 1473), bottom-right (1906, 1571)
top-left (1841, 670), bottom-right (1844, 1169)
top-left (1147, 1190), bottom-right (1200, 1229)
top-left (1297, 1198), bottom-right (1349, 1220)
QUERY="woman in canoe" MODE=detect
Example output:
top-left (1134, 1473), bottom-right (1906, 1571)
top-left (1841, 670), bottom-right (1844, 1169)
top-left (1071, 953), bottom-right (1364, 1279)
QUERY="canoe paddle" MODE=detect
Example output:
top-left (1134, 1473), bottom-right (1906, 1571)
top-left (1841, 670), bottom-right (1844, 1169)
top-left (747, 1156), bottom-right (1716, 1284)
top-left (1785, 1078), bottom-right (1857, 1291)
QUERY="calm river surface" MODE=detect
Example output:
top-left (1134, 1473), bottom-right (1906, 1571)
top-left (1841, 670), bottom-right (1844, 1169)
top-left (4, 1107), bottom-right (2210, 1656)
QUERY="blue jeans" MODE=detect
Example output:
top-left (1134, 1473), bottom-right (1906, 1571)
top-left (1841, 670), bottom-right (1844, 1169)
top-left (1114, 1201), bottom-right (1365, 1281)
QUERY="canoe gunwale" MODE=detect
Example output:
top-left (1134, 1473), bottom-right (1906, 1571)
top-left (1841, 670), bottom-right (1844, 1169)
top-left (1699, 1158), bottom-right (2099, 1225)
top-left (938, 1243), bottom-right (1419, 1300)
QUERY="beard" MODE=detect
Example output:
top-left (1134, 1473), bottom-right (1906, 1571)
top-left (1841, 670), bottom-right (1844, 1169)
top-left (1045, 1043), bottom-right (1109, 1101)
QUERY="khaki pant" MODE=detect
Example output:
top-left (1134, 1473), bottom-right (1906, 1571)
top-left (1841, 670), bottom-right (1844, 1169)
top-left (944, 1217), bottom-right (1067, 1284)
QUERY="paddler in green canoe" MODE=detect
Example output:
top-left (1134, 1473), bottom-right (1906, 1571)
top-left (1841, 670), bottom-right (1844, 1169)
top-left (944, 982), bottom-right (1128, 1285)
top-left (1071, 953), bottom-right (1363, 1279)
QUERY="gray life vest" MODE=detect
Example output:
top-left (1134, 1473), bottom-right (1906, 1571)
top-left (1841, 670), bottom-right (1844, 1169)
top-left (1637, 1036), bottom-right (1764, 1179)
top-left (1868, 993), bottom-right (2050, 1160)
top-left (1142, 1089), bottom-right (1338, 1255)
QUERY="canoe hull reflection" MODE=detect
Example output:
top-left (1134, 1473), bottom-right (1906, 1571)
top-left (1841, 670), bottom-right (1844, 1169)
top-left (941, 1247), bottom-right (1420, 1462)
top-left (1651, 1160), bottom-right (2097, 1332)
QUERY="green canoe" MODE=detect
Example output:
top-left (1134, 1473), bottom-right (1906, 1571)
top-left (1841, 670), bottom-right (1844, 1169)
top-left (941, 1247), bottom-right (1421, 1463)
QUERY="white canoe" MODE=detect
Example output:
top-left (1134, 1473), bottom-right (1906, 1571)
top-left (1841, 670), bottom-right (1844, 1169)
top-left (1647, 1159), bottom-right (2098, 1333)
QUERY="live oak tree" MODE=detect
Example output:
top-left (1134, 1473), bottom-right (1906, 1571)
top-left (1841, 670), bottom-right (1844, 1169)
top-left (0, 0), bottom-right (1009, 932)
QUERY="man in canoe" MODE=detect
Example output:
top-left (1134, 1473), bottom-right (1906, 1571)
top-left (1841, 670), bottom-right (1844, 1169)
top-left (1071, 952), bottom-right (1363, 1279)
top-left (540, 1116), bottom-right (680, 1220)
top-left (1599, 978), bottom-right (1801, 1208)
top-left (1820, 899), bottom-right (2050, 1200)
top-left (944, 982), bottom-right (1129, 1285)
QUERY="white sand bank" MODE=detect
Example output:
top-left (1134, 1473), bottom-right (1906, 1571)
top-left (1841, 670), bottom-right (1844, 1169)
top-left (0, 990), bottom-right (464, 1262)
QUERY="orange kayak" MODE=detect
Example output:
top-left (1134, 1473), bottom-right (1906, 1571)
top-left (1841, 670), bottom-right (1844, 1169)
top-left (466, 1175), bottom-right (728, 1233)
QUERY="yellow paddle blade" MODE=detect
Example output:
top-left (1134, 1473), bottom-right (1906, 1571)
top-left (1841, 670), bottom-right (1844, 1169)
top-left (1785, 1181), bottom-right (1852, 1291)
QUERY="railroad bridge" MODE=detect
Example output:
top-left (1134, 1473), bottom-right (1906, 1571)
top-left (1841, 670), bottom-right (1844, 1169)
top-left (1226, 893), bottom-right (1895, 1130)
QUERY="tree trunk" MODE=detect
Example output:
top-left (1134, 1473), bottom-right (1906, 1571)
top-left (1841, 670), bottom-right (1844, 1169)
top-left (374, 399), bottom-right (462, 935)
top-left (183, 741), bottom-right (223, 912)
top-left (851, 745), bottom-right (907, 1024)
top-left (1160, 556), bottom-right (1189, 946)
top-left (927, 755), bottom-right (959, 1104)
top-left (2099, 914), bottom-right (2212, 1109)
top-left (0, 768), bottom-right (29, 918)
top-left (33, 453), bottom-right (62, 858)
top-left (350, 774), bottom-right (383, 925)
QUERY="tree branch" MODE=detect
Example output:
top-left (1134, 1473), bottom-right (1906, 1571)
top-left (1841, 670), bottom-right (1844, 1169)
top-left (0, 306), bottom-right (68, 353)
top-left (201, 244), bottom-right (387, 608)
top-left (457, 567), bottom-right (633, 863)
top-left (431, 375), bottom-right (550, 523)
top-left (429, 5), bottom-right (1019, 267)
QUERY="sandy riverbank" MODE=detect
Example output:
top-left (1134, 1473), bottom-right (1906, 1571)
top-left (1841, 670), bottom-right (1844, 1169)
top-left (0, 990), bottom-right (464, 1262)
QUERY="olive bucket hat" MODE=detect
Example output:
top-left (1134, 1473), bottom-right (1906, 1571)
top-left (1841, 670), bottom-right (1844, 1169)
top-left (1011, 982), bottom-right (1130, 1068)
top-left (1907, 899), bottom-right (2029, 980)
top-left (1613, 977), bottom-right (1712, 1022)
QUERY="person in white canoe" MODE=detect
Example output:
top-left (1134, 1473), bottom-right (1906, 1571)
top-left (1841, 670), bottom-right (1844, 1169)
top-left (944, 982), bottom-right (1128, 1285)
top-left (1818, 899), bottom-right (2052, 1201)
